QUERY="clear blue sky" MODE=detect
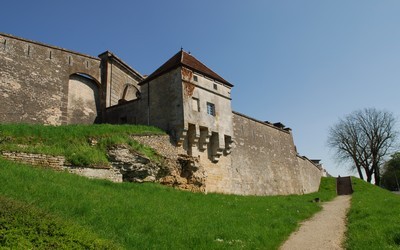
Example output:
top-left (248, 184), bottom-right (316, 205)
top-left (2, 1), bottom-right (400, 177)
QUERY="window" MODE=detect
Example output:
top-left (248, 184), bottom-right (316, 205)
top-left (207, 102), bottom-right (216, 116)
top-left (213, 83), bottom-right (218, 90)
top-left (193, 75), bottom-right (198, 82)
top-left (192, 97), bottom-right (200, 112)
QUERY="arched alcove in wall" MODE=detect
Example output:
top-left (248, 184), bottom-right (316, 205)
top-left (67, 73), bottom-right (100, 124)
top-left (118, 83), bottom-right (140, 104)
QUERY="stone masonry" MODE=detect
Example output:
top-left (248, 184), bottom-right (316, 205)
top-left (0, 32), bottom-right (325, 196)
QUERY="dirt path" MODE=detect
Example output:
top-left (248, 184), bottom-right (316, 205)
top-left (280, 195), bottom-right (351, 250)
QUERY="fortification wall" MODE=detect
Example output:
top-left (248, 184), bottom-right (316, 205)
top-left (0, 33), bottom-right (102, 125)
top-left (231, 112), bottom-right (321, 195)
top-left (0, 33), bottom-right (323, 196)
top-left (200, 153), bottom-right (234, 194)
top-left (296, 156), bottom-right (322, 193)
top-left (105, 100), bottom-right (146, 124)
top-left (106, 109), bottom-right (323, 196)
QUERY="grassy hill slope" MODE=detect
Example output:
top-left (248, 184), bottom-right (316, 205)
top-left (3, 124), bottom-right (399, 249)
top-left (0, 124), bottom-right (165, 166)
top-left (0, 195), bottom-right (120, 249)
top-left (346, 177), bottom-right (400, 249)
top-left (0, 159), bottom-right (337, 249)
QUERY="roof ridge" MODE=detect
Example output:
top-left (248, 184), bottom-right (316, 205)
top-left (140, 49), bottom-right (233, 87)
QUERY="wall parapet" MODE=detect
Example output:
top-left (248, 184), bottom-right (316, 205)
top-left (0, 32), bottom-right (100, 61)
top-left (296, 154), bottom-right (323, 171)
top-left (232, 111), bottom-right (291, 134)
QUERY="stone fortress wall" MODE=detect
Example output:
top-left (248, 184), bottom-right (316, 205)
top-left (0, 33), bottom-right (143, 125)
top-left (0, 32), bottom-right (325, 196)
top-left (230, 112), bottom-right (322, 195)
top-left (0, 33), bottom-right (102, 125)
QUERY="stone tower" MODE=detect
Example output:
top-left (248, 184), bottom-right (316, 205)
top-left (138, 49), bottom-right (234, 162)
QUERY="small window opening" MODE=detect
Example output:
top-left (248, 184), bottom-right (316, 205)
top-left (27, 45), bottom-right (31, 56)
top-left (207, 102), bottom-right (216, 116)
top-left (68, 56), bottom-right (72, 65)
top-left (193, 75), bottom-right (198, 82)
top-left (49, 51), bottom-right (52, 59)
top-left (192, 97), bottom-right (200, 112)
top-left (213, 83), bottom-right (218, 90)
top-left (86, 61), bottom-right (89, 68)
top-left (3, 39), bottom-right (6, 50)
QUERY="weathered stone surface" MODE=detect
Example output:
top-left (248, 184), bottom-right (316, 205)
top-left (67, 74), bottom-right (100, 124)
top-left (0, 33), bottom-right (102, 125)
top-left (1, 151), bottom-right (66, 170)
top-left (131, 136), bottom-right (206, 192)
top-left (107, 144), bottom-right (165, 183)
top-left (231, 112), bottom-right (322, 195)
top-left (67, 166), bottom-right (122, 183)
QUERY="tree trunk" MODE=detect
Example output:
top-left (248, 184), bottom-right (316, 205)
top-left (356, 166), bottom-right (364, 180)
top-left (374, 165), bottom-right (381, 186)
top-left (366, 168), bottom-right (373, 183)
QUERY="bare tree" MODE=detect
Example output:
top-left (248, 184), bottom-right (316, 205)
top-left (328, 108), bottom-right (397, 185)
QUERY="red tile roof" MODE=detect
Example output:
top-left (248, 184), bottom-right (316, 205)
top-left (139, 50), bottom-right (233, 87)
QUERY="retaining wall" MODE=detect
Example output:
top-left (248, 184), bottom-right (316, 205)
top-left (1, 151), bottom-right (122, 182)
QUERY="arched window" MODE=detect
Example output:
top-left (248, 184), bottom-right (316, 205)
top-left (118, 84), bottom-right (140, 104)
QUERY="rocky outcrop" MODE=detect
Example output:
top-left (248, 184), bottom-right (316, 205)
top-left (107, 144), bottom-right (206, 192)
top-left (107, 145), bottom-right (166, 183)
top-left (131, 135), bottom-right (207, 192)
top-left (159, 155), bottom-right (206, 192)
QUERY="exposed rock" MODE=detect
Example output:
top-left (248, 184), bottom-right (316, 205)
top-left (107, 145), bottom-right (167, 183)
top-left (107, 143), bottom-right (206, 192)
top-left (177, 154), bottom-right (206, 190)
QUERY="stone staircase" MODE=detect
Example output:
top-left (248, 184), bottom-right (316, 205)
top-left (336, 176), bottom-right (353, 195)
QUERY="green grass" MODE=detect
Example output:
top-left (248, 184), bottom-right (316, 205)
top-left (0, 158), bottom-right (337, 249)
top-left (346, 177), bottom-right (400, 249)
top-left (0, 196), bottom-right (119, 249)
top-left (0, 124), bottom-right (165, 166)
